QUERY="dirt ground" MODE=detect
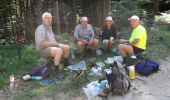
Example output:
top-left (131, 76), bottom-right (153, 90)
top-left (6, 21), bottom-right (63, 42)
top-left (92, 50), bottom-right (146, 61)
top-left (65, 56), bottom-right (170, 100)
top-left (1, 55), bottom-right (170, 100)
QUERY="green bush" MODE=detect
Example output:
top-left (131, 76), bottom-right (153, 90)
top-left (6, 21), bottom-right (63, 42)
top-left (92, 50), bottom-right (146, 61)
top-left (0, 44), bottom-right (38, 87)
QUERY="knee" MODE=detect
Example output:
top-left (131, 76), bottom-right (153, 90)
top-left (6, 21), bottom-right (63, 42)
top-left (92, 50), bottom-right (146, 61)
top-left (54, 48), bottom-right (63, 55)
top-left (118, 44), bottom-right (124, 50)
top-left (66, 45), bottom-right (70, 51)
top-left (94, 39), bottom-right (99, 45)
top-left (103, 40), bottom-right (109, 45)
top-left (77, 41), bottom-right (83, 46)
top-left (64, 45), bottom-right (70, 51)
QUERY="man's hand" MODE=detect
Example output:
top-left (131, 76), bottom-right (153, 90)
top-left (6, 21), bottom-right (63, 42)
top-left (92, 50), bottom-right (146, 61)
top-left (52, 42), bottom-right (59, 47)
top-left (119, 39), bottom-right (128, 44)
top-left (82, 40), bottom-right (88, 45)
top-left (88, 38), bottom-right (94, 46)
top-left (41, 41), bottom-right (58, 48)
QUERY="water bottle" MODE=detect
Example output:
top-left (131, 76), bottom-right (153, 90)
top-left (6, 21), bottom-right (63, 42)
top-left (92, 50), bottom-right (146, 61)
top-left (31, 76), bottom-right (43, 80)
top-left (128, 65), bottom-right (135, 79)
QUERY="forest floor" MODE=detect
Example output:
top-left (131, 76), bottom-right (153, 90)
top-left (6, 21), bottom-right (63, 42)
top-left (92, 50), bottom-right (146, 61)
top-left (0, 23), bottom-right (170, 100)
top-left (53, 55), bottom-right (170, 100)
top-left (1, 50), bottom-right (170, 100)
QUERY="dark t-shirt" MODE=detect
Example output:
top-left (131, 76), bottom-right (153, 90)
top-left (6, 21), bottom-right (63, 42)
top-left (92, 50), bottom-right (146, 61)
top-left (101, 25), bottom-right (117, 41)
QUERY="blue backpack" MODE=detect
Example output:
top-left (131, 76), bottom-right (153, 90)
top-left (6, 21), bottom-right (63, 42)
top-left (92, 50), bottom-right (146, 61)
top-left (135, 59), bottom-right (159, 76)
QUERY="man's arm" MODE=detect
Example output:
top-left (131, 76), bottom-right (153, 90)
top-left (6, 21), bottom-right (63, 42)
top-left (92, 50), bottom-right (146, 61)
top-left (35, 27), bottom-right (59, 49)
top-left (128, 39), bottom-right (139, 46)
top-left (74, 25), bottom-right (88, 44)
top-left (41, 41), bottom-right (59, 48)
top-left (119, 39), bottom-right (129, 43)
top-left (90, 25), bottom-right (95, 38)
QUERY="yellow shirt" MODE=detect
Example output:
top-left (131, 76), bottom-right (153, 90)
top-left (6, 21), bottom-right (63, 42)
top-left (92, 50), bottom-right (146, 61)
top-left (129, 25), bottom-right (147, 50)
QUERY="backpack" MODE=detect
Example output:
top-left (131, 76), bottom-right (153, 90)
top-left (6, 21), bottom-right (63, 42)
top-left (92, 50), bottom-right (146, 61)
top-left (135, 59), bottom-right (159, 76)
top-left (106, 62), bottom-right (131, 95)
top-left (28, 66), bottom-right (49, 78)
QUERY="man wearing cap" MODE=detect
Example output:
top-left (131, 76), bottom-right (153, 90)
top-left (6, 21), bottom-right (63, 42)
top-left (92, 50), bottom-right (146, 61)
top-left (100, 16), bottom-right (117, 52)
top-left (118, 15), bottom-right (147, 63)
top-left (35, 12), bottom-right (70, 74)
top-left (74, 17), bottom-right (99, 54)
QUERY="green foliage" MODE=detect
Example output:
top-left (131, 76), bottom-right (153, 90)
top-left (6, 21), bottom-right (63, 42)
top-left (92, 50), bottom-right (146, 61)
top-left (0, 44), bottom-right (38, 87)
top-left (0, 76), bottom-right (6, 88)
top-left (146, 24), bottom-right (170, 60)
top-left (0, 24), bottom-right (170, 99)
top-left (129, 0), bottom-right (152, 3)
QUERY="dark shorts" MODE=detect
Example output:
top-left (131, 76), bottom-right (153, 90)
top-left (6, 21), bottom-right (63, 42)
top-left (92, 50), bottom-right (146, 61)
top-left (132, 46), bottom-right (145, 54)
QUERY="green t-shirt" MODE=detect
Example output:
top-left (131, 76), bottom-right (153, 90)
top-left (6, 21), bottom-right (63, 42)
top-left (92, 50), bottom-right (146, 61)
top-left (129, 25), bottom-right (147, 50)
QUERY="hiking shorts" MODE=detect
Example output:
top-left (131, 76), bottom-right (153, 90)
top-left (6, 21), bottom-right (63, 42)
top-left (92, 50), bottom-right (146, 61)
top-left (38, 47), bottom-right (52, 57)
top-left (132, 46), bottom-right (145, 54)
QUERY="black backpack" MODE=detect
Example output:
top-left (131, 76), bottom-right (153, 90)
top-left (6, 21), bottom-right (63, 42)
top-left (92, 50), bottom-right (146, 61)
top-left (106, 62), bottom-right (131, 95)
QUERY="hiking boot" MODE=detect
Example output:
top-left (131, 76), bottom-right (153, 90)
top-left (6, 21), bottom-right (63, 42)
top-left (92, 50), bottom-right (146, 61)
top-left (63, 60), bottom-right (70, 66)
top-left (61, 58), bottom-right (70, 66)
top-left (52, 68), bottom-right (65, 80)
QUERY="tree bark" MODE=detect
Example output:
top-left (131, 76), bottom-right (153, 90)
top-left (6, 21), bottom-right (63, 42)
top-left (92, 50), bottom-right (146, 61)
top-left (51, 0), bottom-right (61, 34)
top-left (153, 0), bottom-right (159, 15)
top-left (34, 0), bottom-right (42, 26)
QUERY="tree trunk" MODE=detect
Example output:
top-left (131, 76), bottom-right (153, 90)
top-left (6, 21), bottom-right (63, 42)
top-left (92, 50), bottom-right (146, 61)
top-left (51, 0), bottom-right (61, 34)
top-left (68, 0), bottom-right (76, 34)
top-left (153, 0), bottom-right (159, 15)
top-left (96, 0), bottom-right (111, 26)
top-left (34, 0), bottom-right (42, 26)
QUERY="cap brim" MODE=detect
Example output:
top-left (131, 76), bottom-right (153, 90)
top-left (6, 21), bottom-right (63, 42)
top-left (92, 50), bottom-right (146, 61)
top-left (128, 18), bottom-right (139, 21)
top-left (128, 18), bottom-right (132, 20)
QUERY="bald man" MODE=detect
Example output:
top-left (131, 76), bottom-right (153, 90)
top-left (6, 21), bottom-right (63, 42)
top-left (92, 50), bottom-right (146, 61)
top-left (118, 15), bottom-right (147, 63)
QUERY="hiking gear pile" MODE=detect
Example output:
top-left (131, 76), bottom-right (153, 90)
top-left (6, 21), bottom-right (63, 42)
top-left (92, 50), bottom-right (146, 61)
top-left (106, 62), bottom-right (131, 95)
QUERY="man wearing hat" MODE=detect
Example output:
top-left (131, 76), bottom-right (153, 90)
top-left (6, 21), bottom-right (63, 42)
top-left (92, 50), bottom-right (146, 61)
top-left (118, 15), bottom-right (147, 63)
top-left (74, 17), bottom-right (99, 54)
top-left (100, 16), bottom-right (117, 52)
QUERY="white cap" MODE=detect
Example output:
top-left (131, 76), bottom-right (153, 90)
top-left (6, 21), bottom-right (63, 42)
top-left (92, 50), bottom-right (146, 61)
top-left (106, 16), bottom-right (113, 23)
top-left (81, 17), bottom-right (88, 21)
top-left (128, 15), bottom-right (139, 20)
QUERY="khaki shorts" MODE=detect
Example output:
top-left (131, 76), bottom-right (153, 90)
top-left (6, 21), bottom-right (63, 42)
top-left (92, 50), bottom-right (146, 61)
top-left (38, 47), bottom-right (52, 57)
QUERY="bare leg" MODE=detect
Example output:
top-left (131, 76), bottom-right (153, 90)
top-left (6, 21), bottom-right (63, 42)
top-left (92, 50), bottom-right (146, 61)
top-left (89, 39), bottom-right (99, 49)
top-left (58, 44), bottom-right (70, 59)
top-left (118, 44), bottom-right (133, 57)
top-left (76, 41), bottom-right (85, 54)
top-left (50, 47), bottom-right (63, 66)
top-left (103, 40), bottom-right (109, 49)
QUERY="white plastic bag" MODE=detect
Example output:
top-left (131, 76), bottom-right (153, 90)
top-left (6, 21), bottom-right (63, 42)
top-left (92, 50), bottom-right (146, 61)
top-left (83, 81), bottom-right (101, 100)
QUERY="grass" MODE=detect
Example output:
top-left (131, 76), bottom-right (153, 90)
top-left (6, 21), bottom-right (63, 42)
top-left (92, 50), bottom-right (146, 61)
top-left (0, 23), bottom-right (170, 99)
top-left (0, 44), bottom-right (39, 88)
top-left (146, 24), bottom-right (170, 61)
